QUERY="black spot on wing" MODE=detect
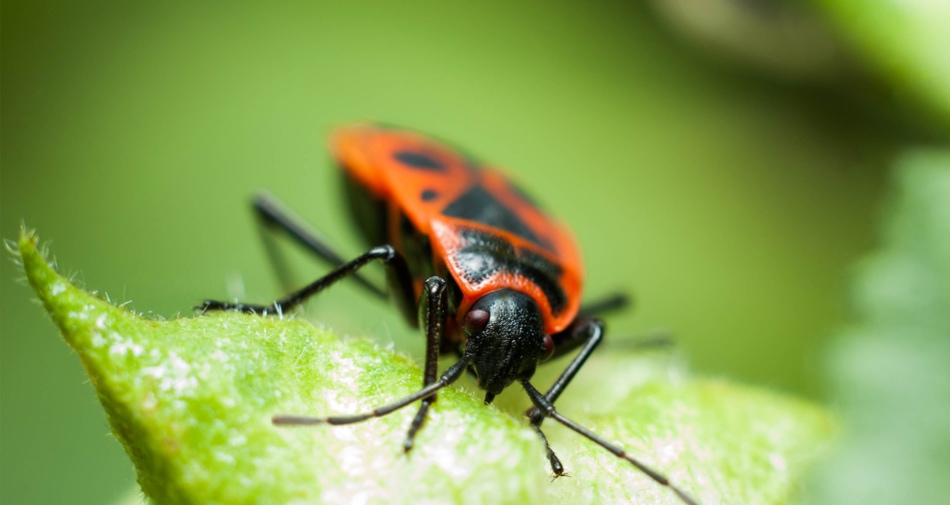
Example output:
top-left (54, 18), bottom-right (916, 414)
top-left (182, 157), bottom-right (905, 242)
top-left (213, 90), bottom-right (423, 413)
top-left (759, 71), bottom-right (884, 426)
top-left (393, 150), bottom-right (446, 171)
top-left (458, 226), bottom-right (516, 254)
top-left (421, 189), bottom-right (439, 201)
top-left (453, 227), bottom-right (566, 316)
top-left (443, 184), bottom-right (552, 251)
top-left (453, 250), bottom-right (501, 285)
top-left (453, 230), bottom-right (513, 285)
top-left (518, 249), bottom-right (563, 282)
top-left (517, 249), bottom-right (566, 315)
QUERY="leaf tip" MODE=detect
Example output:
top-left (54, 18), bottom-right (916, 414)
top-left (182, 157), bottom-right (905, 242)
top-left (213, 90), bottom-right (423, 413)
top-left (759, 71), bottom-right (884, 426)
top-left (15, 226), bottom-right (62, 307)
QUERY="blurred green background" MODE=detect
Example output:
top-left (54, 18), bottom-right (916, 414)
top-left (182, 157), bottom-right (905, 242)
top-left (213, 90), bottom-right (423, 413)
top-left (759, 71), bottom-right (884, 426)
top-left (2, 1), bottom-right (946, 504)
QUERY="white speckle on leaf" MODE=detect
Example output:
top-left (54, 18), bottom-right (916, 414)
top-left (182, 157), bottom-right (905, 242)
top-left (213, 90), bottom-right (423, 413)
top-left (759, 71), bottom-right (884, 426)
top-left (430, 414), bottom-right (474, 480)
top-left (214, 451), bottom-right (236, 465)
top-left (162, 375), bottom-right (198, 394)
top-left (143, 366), bottom-right (166, 379)
top-left (142, 392), bottom-right (158, 411)
top-left (325, 389), bottom-right (354, 414)
top-left (337, 444), bottom-right (364, 476)
top-left (334, 425), bottom-right (360, 445)
top-left (95, 314), bottom-right (107, 329)
top-left (50, 280), bottom-right (67, 295)
top-left (211, 350), bottom-right (229, 362)
top-left (110, 335), bottom-right (143, 357)
top-left (141, 352), bottom-right (199, 395)
top-left (769, 452), bottom-right (787, 472)
top-left (91, 331), bottom-right (106, 348)
top-left (229, 434), bottom-right (247, 446)
top-left (170, 352), bottom-right (191, 374)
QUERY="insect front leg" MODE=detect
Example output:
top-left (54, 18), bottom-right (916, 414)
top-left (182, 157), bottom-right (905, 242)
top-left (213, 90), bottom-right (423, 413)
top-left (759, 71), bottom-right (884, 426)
top-left (527, 318), bottom-right (605, 476)
top-left (530, 318), bottom-right (605, 422)
top-left (521, 379), bottom-right (698, 505)
top-left (199, 244), bottom-right (415, 316)
top-left (403, 276), bottom-right (447, 453)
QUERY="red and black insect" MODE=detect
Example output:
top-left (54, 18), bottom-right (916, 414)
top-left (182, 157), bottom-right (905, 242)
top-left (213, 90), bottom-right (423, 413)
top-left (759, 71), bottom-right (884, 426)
top-left (201, 124), bottom-right (697, 505)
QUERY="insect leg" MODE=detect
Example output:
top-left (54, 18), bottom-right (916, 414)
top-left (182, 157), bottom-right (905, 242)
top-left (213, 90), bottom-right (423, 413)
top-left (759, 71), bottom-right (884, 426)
top-left (533, 318), bottom-right (605, 417)
top-left (403, 276), bottom-right (447, 452)
top-left (253, 191), bottom-right (387, 299)
top-left (577, 292), bottom-right (630, 318)
top-left (273, 354), bottom-right (472, 426)
top-left (199, 244), bottom-right (414, 316)
top-left (532, 423), bottom-right (566, 478)
top-left (527, 318), bottom-right (604, 475)
top-left (521, 380), bottom-right (699, 505)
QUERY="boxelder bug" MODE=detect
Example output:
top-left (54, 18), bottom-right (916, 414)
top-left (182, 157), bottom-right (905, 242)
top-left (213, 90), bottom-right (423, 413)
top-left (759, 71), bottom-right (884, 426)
top-left (201, 124), bottom-right (698, 504)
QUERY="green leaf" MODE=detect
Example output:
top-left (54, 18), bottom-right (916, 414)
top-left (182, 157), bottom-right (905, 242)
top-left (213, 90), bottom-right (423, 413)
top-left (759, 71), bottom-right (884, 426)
top-left (18, 229), bottom-right (833, 504)
top-left (809, 150), bottom-right (950, 504)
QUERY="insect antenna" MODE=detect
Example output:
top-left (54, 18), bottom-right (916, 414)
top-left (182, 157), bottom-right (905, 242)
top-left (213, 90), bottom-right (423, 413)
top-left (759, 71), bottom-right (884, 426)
top-left (521, 380), bottom-right (699, 505)
top-left (272, 355), bottom-right (472, 426)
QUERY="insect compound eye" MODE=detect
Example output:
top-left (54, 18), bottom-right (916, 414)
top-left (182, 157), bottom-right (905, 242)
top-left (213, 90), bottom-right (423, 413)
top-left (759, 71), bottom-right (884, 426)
top-left (540, 335), bottom-right (555, 361)
top-left (463, 309), bottom-right (490, 335)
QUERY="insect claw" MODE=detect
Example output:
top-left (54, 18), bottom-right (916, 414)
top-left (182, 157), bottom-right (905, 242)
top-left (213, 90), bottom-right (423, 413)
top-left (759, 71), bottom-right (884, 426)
top-left (550, 472), bottom-right (570, 482)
